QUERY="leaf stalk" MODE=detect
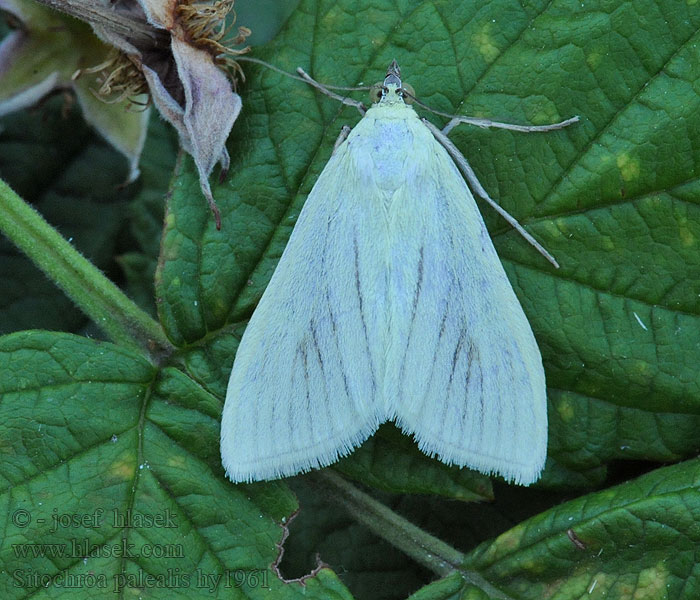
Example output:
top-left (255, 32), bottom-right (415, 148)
top-left (315, 470), bottom-right (515, 600)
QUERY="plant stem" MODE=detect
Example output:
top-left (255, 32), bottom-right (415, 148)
top-left (316, 470), bottom-right (515, 600)
top-left (0, 179), bottom-right (173, 360)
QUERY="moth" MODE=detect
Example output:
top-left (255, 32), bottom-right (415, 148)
top-left (221, 61), bottom-right (577, 485)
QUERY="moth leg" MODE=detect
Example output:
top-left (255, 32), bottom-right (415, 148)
top-left (423, 118), bottom-right (559, 268)
top-left (442, 117), bottom-right (462, 136)
top-left (296, 67), bottom-right (366, 115)
top-left (399, 87), bottom-right (578, 134)
top-left (332, 126), bottom-right (352, 153)
top-left (442, 115), bottom-right (579, 135)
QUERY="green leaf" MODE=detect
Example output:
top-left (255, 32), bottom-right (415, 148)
top-left (546, 390), bottom-right (700, 488)
top-left (0, 331), bottom-right (353, 599)
top-left (463, 458), bottom-right (700, 599)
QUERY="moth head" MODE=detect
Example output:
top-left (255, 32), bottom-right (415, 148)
top-left (369, 82), bottom-right (416, 105)
top-left (370, 60), bottom-right (416, 105)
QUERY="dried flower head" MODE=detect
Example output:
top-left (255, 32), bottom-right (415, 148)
top-left (129, 0), bottom-right (251, 228)
top-left (3, 0), bottom-right (251, 228)
top-left (175, 0), bottom-right (251, 89)
top-left (75, 49), bottom-right (149, 107)
top-left (0, 0), bottom-right (149, 181)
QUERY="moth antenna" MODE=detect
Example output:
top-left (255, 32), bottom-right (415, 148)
top-left (236, 57), bottom-right (371, 92)
top-left (296, 67), bottom-right (366, 114)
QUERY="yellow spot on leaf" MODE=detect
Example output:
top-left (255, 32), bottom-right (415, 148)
top-left (472, 24), bottom-right (500, 63)
top-left (124, 586), bottom-right (147, 599)
top-left (586, 43), bottom-right (608, 72)
top-left (110, 459), bottom-right (135, 480)
top-left (587, 51), bottom-right (602, 71)
top-left (631, 361), bottom-right (652, 383)
top-left (530, 107), bottom-right (561, 126)
top-left (600, 236), bottom-right (615, 250)
top-left (633, 563), bottom-right (669, 599)
top-left (520, 557), bottom-right (547, 574)
top-left (616, 153), bottom-right (640, 181)
top-left (213, 297), bottom-right (227, 316)
top-left (484, 524), bottom-right (525, 560)
top-left (678, 220), bottom-right (695, 247)
top-left (547, 220), bottom-right (566, 237)
top-left (168, 455), bottom-right (186, 469)
top-left (557, 398), bottom-right (575, 422)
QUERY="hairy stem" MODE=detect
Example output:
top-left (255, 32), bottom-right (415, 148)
top-left (0, 179), bottom-right (173, 361)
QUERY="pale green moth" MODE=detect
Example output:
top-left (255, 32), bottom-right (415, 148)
top-left (221, 61), bottom-right (577, 486)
